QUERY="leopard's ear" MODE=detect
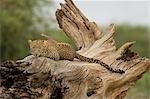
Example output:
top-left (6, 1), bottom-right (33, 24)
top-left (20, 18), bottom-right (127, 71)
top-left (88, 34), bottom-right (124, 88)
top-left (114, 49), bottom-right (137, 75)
top-left (28, 40), bottom-right (32, 44)
top-left (41, 33), bottom-right (57, 45)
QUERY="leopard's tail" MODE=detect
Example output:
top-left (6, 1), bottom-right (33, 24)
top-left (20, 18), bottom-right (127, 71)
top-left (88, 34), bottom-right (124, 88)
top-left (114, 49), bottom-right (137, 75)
top-left (75, 53), bottom-right (125, 74)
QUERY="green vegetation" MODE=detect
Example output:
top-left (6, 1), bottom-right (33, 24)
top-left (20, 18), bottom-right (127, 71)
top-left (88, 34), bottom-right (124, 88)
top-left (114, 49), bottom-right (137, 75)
top-left (114, 24), bottom-right (149, 58)
top-left (0, 0), bottom-right (149, 98)
top-left (0, 0), bottom-right (52, 61)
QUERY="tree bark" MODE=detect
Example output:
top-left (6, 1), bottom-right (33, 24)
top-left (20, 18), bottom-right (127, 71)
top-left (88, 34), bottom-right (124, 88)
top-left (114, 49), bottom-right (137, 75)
top-left (0, 0), bottom-right (150, 99)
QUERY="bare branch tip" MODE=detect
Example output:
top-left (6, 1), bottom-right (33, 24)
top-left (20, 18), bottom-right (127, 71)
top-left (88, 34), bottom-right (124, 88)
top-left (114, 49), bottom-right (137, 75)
top-left (110, 23), bottom-right (115, 27)
top-left (125, 41), bottom-right (136, 47)
top-left (122, 41), bottom-right (136, 49)
top-left (41, 33), bottom-right (49, 38)
top-left (60, 3), bottom-right (64, 7)
top-left (116, 41), bottom-right (136, 57)
top-left (106, 23), bottom-right (116, 33)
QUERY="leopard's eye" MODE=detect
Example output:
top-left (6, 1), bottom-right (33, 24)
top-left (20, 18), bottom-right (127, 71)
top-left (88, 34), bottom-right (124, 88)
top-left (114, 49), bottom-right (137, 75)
top-left (31, 45), bottom-right (36, 48)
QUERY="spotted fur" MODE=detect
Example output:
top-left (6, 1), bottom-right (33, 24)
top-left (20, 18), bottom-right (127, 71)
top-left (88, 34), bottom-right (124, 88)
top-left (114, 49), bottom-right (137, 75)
top-left (28, 40), bottom-right (60, 60)
top-left (75, 54), bottom-right (125, 74)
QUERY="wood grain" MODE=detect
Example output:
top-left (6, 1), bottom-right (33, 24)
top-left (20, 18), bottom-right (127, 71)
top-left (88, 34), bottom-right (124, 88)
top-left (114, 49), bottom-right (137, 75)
top-left (0, 0), bottom-right (150, 99)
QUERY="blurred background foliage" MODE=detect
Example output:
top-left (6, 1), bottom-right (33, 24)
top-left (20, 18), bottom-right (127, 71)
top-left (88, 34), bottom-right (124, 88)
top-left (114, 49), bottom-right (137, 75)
top-left (0, 0), bottom-right (149, 99)
top-left (0, 0), bottom-right (53, 61)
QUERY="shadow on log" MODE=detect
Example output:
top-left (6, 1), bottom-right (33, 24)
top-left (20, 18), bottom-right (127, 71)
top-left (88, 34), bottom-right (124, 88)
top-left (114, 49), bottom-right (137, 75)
top-left (0, 0), bottom-right (150, 99)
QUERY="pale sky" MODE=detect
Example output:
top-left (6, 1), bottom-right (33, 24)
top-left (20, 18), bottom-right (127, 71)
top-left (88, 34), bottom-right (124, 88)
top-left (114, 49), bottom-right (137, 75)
top-left (51, 0), bottom-right (149, 26)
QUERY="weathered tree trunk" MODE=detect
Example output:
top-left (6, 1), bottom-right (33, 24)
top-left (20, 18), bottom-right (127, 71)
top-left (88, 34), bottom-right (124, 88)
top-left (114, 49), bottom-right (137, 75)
top-left (0, 0), bottom-right (150, 99)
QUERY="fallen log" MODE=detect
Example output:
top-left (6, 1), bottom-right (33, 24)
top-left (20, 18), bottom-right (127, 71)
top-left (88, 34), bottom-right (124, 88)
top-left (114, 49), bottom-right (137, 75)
top-left (0, 0), bottom-right (150, 99)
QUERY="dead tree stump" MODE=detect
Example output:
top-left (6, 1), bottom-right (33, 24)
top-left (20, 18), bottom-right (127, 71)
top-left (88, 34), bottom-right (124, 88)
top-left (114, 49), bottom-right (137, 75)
top-left (0, 0), bottom-right (150, 99)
